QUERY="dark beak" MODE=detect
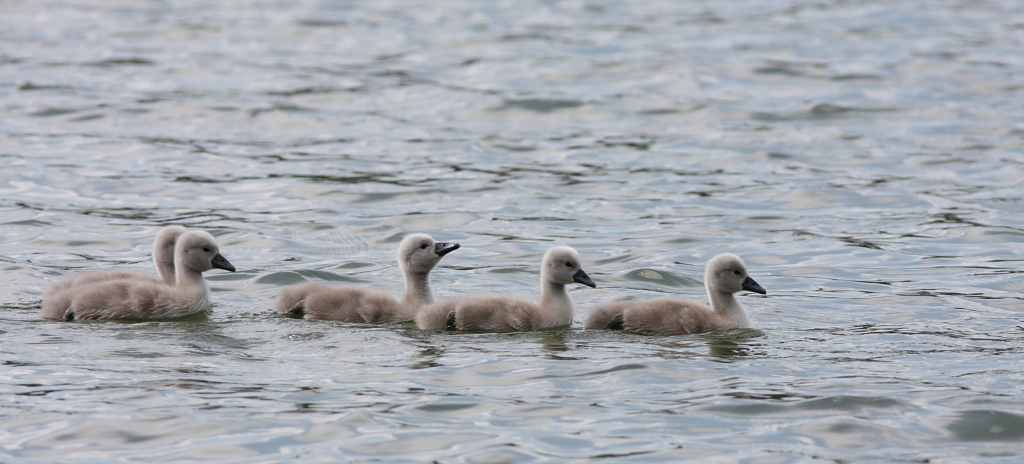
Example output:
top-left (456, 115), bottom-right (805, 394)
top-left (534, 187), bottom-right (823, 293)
top-left (435, 242), bottom-right (461, 257)
top-left (212, 253), bottom-right (236, 272)
top-left (573, 268), bottom-right (596, 288)
top-left (742, 276), bottom-right (766, 295)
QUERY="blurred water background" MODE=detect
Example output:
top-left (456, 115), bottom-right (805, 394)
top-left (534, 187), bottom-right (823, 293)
top-left (2, 0), bottom-right (1024, 462)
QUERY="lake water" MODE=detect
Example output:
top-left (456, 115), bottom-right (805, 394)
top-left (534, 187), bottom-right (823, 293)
top-left (2, 0), bottom-right (1024, 462)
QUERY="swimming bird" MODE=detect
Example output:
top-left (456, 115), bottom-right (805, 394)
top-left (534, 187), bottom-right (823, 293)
top-left (275, 233), bottom-right (460, 323)
top-left (415, 246), bottom-right (596, 332)
top-left (41, 225), bottom-right (187, 302)
top-left (584, 253), bottom-right (765, 335)
top-left (40, 230), bottom-right (235, 321)
top-left (39, 225), bottom-right (188, 303)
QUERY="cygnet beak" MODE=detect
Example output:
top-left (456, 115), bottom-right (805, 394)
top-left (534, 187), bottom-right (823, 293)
top-left (573, 268), bottom-right (596, 288)
top-left (742, 276), bottom-right (766, 295)
top-left (435, 242), bottom-right (461, 257)
top-left (212, 254), bottom-right (236, 272)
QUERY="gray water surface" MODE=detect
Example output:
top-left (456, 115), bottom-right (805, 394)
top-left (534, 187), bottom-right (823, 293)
top-left (2, 0), bottom-right (1024, 462)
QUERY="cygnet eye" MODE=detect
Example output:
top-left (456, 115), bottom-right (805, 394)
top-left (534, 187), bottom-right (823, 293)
top-left (420, 243), bottom-right (429, 250)
top-left (565, 262), bottom-right (574, 268)
top-left (203, 247), bottom-right (212, 253)
top-left (733, 270), bottom-right (742, 276)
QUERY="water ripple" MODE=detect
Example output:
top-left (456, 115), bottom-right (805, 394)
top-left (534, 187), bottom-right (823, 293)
top-left (2, 0), bottom-right (1024, 463)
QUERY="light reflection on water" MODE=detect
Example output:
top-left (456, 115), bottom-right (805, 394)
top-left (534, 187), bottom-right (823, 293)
top-left (2, 0), bottom-right (1024, 462)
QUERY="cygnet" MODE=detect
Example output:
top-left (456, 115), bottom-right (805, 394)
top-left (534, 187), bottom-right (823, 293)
top-left (40, 230), bottom-right (235, 321)
top-left (275, 233), bottom-right (460, 323)
top-left (585, 253), bottom-right (765, 335)
top-left (416, 246), bottom-right (596, 332)
top-left (42, 225), bottom-right (187, 303)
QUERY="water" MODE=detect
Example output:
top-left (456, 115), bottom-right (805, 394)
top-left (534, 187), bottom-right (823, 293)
top-left (2, 0), bottom-right (1023, 461)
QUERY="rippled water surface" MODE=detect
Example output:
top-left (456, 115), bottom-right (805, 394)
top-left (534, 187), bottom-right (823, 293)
top-left (3, 0), bottom-right (1024, 462)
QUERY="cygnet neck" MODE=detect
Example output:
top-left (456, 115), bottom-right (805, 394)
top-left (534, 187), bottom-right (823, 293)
top-left (706, 287), bottom-right (751, 328)
top-left (157, 253), bottom-right (176, 286)
top-left (401, 270), bottom-right (435, 309)
top-left (174, 264), bottom-right (208, 289)
top-left (154, 226), bottom-right (185, 285)
top-left (539, 276), bottom-right (574, 326)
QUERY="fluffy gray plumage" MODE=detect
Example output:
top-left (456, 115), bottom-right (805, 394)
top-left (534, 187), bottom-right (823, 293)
top-left (585, 253), bottom-right (766, 335)
top-left (41, 225), bottom-right (187, 303)
top-left (416, 246), bottom-right (596, 332)
top-left (40, 230), bottom-right (235, 321)
top-left (274, 233), bottom-right (460, 323)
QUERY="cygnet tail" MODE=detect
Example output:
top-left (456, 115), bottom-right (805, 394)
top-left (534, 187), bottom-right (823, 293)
top-left (275, 283), bottom-right (321, 317)
top-left (585, 304), bottom-right (627, 330)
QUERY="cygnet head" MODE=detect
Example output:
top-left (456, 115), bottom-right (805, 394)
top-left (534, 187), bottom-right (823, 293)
top-left (705, 253), bottom-right (765, 295)
top-left (176, 230), bottom-right (236, 274)
top-left (542, 246), bottom-right (596, 288)
top-left (397, 233), bottom-right (460, 275)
